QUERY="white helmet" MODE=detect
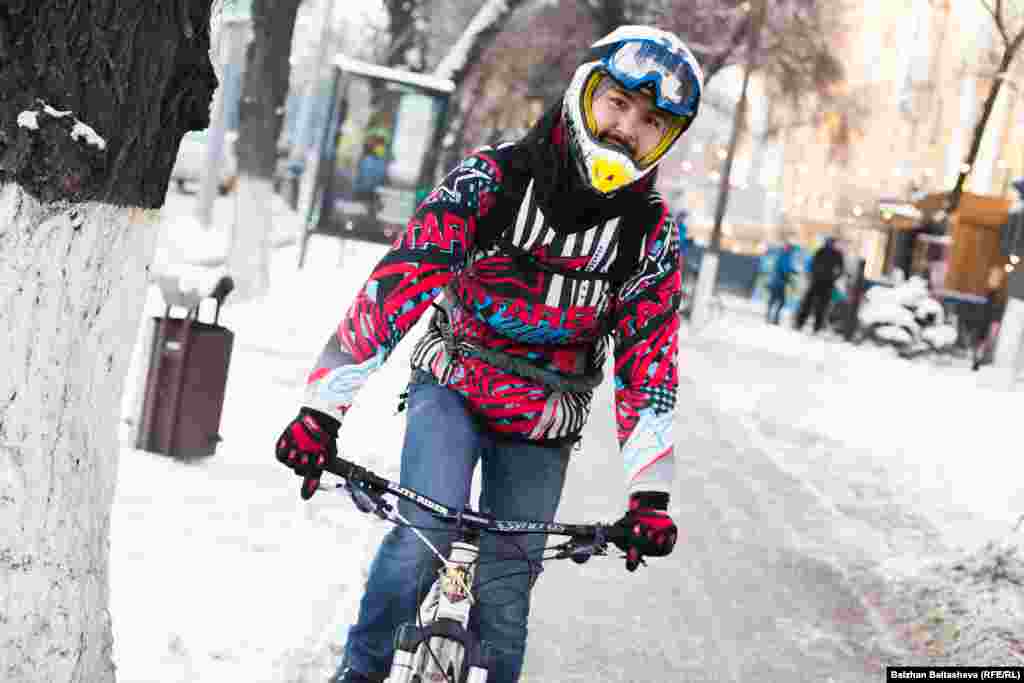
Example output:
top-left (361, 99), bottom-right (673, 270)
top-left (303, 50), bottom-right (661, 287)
top-left (563, 26), bottom-right (703, 195)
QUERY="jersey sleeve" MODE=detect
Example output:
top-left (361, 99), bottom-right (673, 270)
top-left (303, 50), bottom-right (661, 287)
top-left (609, 201), bottom-right (682, 495)
top-left (302, 152), bottom-right (505, 420)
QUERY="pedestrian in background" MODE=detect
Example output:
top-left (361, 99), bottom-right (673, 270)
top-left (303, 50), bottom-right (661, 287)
top-left (794, 236), bottom-right (844, 333)
top-left (973, 264), bottom-right (1008, 371)
top-left (766, 240), bottom-right (796, 325)
top-left (675, 208), bottom-right (689, 269)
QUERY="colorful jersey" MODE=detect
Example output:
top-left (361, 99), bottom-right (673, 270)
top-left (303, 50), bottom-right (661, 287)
top-left (303, 144), bottom-right (682, 494)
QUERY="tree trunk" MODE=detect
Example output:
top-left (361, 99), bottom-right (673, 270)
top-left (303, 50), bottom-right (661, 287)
top-left (709, 0), bottom-right (764, 253)
top-left (586, 0), bottom-right (627, 37)
top-left (385, 0), bottom-right (426, 71)
top-left (947, 42), bottom-right (1022, 213)
top-left (228, 0), bottom-right (301, 302)
top-left (0, 3), bottom-right (216, 682)
top-left (690, 0), bottom-right (763, 330)
top-left (433, 0), bottom-right (529, 85)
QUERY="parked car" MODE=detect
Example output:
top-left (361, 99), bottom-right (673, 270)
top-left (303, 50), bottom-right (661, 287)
top-left (170, 129), bottom-right (238, 195)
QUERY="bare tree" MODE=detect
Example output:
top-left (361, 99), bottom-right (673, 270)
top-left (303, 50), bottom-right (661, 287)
top-left (0, 2), bottom-right (217, 681)
top-left (577, 0), bottom-right (631, 35)
top-left (947, 0), bottom-right (1024, 212)
top-left (385, 0), bottom-right (428, 71)
top-left (452, 0), bottom-right (843, 150)
top-left (709, 0), bottom-right (767, 253)
top-left (433, 0), bottom-right (531, 86)
top-left (708, 0), bottom-right (845, 248)
top-left (226, 0), bottom-right (302, 301)
top-left (448, 0), bottom-right (596, 158)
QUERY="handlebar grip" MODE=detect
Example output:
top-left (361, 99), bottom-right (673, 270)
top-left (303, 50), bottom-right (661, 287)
top-left (603, 522), bottom-right (628, 549)
top-left (324, 455), bottom-right (389, 491)
top-left (323, 455), bottom-right (349, 478)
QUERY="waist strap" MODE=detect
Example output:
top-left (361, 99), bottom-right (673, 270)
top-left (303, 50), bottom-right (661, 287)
top-left (433, 303), bottom-right (603, 393)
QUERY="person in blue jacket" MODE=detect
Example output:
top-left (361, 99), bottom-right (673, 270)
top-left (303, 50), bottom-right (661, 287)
top-left (675, 208), bottom-right (689, 256)
top-left (766, 241), bottom-right (796, 325)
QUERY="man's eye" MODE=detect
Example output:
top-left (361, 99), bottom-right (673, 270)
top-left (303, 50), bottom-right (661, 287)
top-left (610, 97), bottom-right (627, 109)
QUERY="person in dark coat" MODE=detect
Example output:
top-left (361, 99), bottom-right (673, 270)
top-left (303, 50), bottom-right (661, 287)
top-left (973, 264), bottom-right (1008, 370)
top-left (794, 236), bottom-right (844, 333)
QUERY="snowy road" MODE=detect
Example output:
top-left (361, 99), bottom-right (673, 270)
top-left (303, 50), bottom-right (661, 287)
top-left (112, 217), bottom-right (1022, 682)
top-left (521, 315), bottom-right (1011, 683)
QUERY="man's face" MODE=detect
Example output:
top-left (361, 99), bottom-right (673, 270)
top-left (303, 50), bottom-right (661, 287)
top-left (591, 81), bottom-right (672, 163)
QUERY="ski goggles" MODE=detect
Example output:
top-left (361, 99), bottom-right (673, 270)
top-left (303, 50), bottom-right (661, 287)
top-left (601, 39), bottom-right (701, 119)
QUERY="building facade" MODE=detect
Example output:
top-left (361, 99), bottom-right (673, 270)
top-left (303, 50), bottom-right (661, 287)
top-left (660, 0), bottom-right (1024, 284)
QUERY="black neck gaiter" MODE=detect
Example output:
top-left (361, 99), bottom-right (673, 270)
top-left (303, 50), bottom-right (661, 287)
top-left (515, 102), bottom-right (657, 236)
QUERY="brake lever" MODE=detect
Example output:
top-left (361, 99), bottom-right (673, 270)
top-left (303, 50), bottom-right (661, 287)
top-left (562, 526), bottom-right (611, 564)
top-left (570, 543), bottom-right (597, 564)
top-left (346, 481), bottom-right (391, 520)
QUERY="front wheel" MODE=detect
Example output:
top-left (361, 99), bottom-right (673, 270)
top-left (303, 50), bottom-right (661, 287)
top-left (388, 627), bottom-right (471, 683)
top-left (418, 636), bottom-right (465, 683)
top-left (387, 623), bottom-right (422, 683)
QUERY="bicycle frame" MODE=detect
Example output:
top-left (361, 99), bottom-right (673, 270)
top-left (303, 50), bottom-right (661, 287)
top-left (319, 454), bottom-right (624, 683)
top-left (390, 540), bottom-right (485, 683)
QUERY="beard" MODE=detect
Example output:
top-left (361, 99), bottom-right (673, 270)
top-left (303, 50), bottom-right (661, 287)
top-left (599, 135), bottom-right (636, 159)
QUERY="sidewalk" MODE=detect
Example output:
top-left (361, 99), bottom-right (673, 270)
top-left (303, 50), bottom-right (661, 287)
top-left (152, 188), bottom-right (305, 270)
top-left (113, 191), bottom-right (398, 683)
top-left (702, 289), bottom-right (1023, 389)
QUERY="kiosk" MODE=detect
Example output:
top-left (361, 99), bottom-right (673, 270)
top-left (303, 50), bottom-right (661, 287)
top-left (298, 55), bottom-right (455, 265)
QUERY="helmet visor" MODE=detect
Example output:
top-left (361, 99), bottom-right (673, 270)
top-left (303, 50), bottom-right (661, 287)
top-left (603, 39), bottom-right (701, 119)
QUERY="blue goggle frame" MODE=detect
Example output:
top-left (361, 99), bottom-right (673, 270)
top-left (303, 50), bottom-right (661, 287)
top-left (600, 39), bottom-right (701, 119)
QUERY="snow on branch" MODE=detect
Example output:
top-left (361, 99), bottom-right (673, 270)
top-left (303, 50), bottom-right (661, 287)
top-left (17, 111), bottom-right (39, 130)
top-left (433, 0), bottom-right (513, 82)
top-left (16, 100), bottom-right (107, 150)
top-left (71, 121), bottom-right (107, 151)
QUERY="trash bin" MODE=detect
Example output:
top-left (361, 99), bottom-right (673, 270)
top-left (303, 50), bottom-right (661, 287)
top-left (136, 274), bottom-right (234, 460)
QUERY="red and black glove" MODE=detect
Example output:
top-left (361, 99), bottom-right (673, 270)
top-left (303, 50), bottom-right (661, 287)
top-left (613, 491), bottom-right (678, 572)
top-left (275, 408), bottom-right (341, 500)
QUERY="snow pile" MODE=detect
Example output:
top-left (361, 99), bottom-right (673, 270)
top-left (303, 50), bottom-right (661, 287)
top-left (17, 101), bottom-right (108, 149)
top-left (857, 277), bottom-right (958, 353)
top-left (885, 523), bottom-right (1024, 665)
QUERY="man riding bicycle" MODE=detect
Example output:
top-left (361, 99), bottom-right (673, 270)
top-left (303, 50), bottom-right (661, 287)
top-left (276, 25), bottom-right (703, 683)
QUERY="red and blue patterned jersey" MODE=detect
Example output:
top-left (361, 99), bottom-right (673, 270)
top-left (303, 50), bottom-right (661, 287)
top-left (303, 143), bottom-right (682, 494)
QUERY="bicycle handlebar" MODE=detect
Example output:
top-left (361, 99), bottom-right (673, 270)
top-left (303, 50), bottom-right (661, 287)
top-left (320, 454), bottom-right (627, 557)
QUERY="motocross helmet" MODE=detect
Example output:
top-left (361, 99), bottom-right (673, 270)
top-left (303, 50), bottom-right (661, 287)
top-left (563, 26), bottom-right (703, 195)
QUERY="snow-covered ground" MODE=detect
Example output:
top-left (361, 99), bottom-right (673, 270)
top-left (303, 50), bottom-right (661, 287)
top-left (109, 188), bottom-right (1024, 682)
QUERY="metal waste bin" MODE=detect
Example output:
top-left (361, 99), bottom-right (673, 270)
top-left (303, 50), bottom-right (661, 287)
top-left (136, 274), bottom-right (234, 460)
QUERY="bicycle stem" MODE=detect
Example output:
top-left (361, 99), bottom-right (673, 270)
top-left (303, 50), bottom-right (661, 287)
top-left (389, 507), bottom-right (477, 606)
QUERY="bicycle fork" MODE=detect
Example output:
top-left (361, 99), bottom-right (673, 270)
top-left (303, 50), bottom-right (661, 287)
top-left (388, 541), bottom-right (491, 683)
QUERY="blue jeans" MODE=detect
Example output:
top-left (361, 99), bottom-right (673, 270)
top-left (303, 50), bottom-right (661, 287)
top-left (766, 284), bottom-right (786, 324)
top-left (339, 369), bottom-right (571, 683)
